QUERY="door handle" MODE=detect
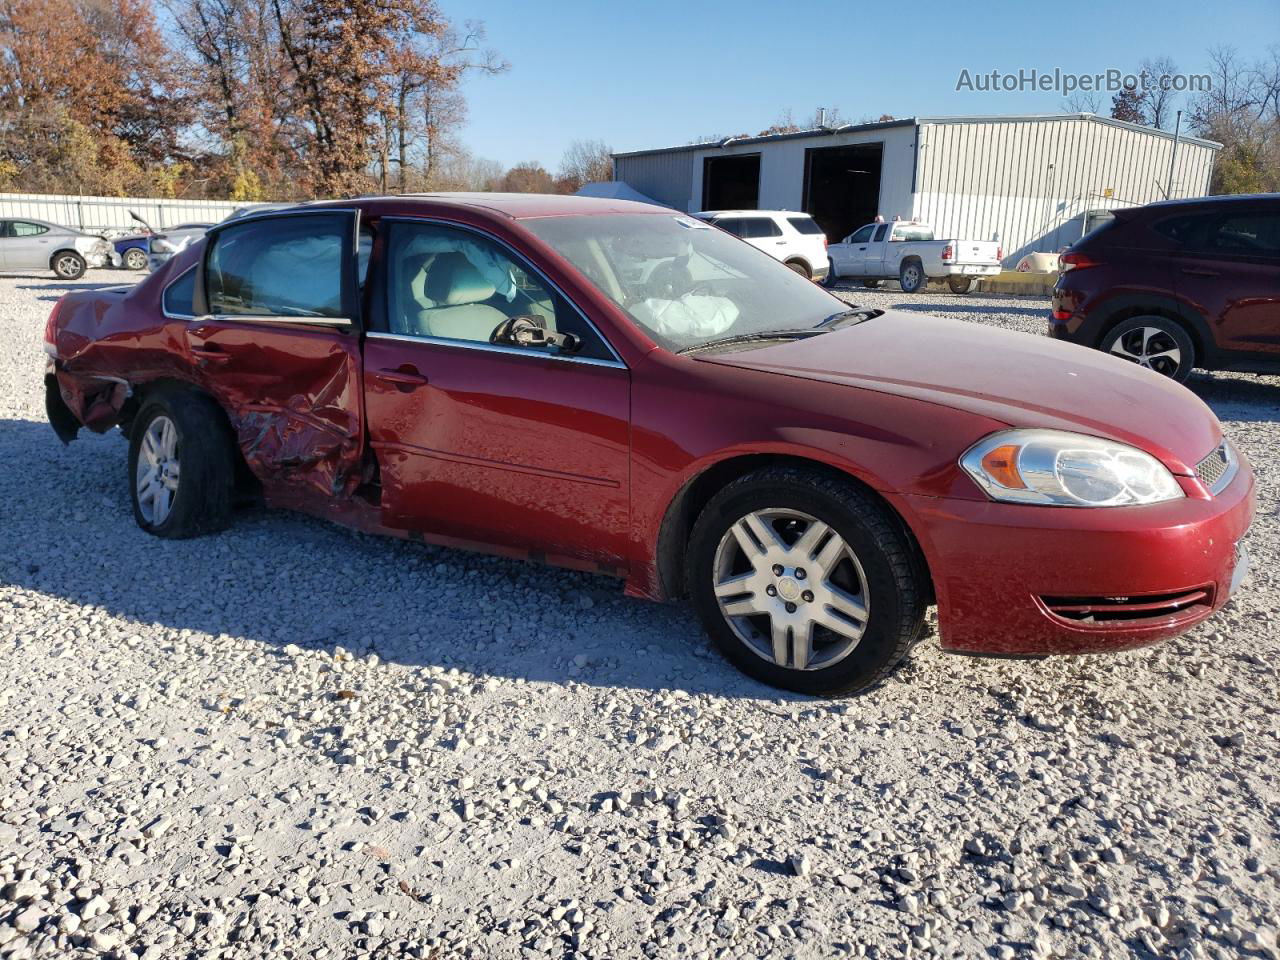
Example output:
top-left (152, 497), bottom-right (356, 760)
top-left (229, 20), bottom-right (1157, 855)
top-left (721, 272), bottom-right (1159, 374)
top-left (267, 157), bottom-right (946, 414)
top-left (190, 344), bottom-right (230, 363)
top-left (1181, 268), bottom-right (1219, 278)
top-left (374, 367), bottom-right (430, 391)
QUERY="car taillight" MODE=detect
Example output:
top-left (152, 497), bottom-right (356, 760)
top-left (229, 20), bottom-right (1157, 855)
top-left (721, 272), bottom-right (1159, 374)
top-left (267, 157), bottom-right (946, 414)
top-left (43, 299), bottom-right (62, 356)
top-left (1052, 309), bottom-right (1073, 321)
top-left (822, 235), bottom-right (828, 249)
top-left (1060, 252), bottom-right (1099, 272)
top-left (996, 245), bottom-right (1003, 261)
top-left (941, 244), bottom-right (953, 261)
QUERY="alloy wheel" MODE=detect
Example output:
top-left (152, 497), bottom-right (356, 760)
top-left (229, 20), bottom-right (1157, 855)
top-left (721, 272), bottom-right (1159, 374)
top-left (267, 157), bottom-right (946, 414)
top-left (135, 415), bottom-right (181, 525)
top-left (712, 508), bottom-right (870, 671)
top-left (55, 255), bottom-right (81, 278)
top-left (125, 249), bottom-right (147, 270)
top-left (1108, 326), bottom-right (1182, 377)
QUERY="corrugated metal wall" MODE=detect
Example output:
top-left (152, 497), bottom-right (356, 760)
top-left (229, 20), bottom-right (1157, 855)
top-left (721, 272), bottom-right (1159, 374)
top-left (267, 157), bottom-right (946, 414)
top-left (912, 117), bottom-right (1218, 263)
top-left (0, 192), bottom-right (242, 234)
top-left (610, 152), bottom-right (693, 211)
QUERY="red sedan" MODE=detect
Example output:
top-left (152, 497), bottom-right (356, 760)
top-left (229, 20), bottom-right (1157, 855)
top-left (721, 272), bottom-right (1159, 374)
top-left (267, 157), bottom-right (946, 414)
top-left (44, 195), bottom-right (1255, 695)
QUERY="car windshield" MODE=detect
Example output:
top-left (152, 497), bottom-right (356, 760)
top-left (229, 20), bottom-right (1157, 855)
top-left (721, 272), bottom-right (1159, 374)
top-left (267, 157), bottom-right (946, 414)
top-left (522, 213), bottom-right (851, 353)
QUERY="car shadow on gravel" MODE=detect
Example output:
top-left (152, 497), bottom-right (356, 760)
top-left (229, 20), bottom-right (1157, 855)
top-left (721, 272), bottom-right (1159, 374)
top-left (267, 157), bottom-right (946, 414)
top-left (1188, 372), bottom-right (1280, 422)
top-left (0, 417), bottom-right (791, 702)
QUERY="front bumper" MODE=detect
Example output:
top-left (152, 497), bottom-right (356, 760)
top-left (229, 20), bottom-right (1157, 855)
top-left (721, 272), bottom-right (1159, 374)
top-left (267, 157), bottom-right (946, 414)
top-left (902, 461), bottom-right (1256, 655)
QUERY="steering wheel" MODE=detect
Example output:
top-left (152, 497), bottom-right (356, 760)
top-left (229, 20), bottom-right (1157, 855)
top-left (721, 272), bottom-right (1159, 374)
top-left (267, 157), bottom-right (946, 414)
top-left (646, 259), bottom-right (693, 301)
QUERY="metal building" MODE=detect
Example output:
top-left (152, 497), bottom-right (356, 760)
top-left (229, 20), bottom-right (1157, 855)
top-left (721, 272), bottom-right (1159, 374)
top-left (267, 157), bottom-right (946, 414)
top-left (613, 114), bottom-right (1220, 265)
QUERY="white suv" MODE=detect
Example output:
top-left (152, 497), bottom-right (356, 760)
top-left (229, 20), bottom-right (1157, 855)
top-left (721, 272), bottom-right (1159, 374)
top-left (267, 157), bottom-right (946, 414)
top-left (694, 211), bottom-right (829, 281)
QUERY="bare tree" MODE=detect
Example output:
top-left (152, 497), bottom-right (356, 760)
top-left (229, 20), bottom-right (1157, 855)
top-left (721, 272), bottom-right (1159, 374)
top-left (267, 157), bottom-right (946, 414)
top-left (1062, 91), bottom-right (1102, 114)
top-left (557, 139), bottom-right (612, 191)
top-left (1138, 56), bottom-right (1180, 129)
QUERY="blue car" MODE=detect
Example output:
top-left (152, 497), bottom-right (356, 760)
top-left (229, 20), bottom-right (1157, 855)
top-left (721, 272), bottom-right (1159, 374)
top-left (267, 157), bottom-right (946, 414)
top-left (112, 211), bottom-right (213, 270)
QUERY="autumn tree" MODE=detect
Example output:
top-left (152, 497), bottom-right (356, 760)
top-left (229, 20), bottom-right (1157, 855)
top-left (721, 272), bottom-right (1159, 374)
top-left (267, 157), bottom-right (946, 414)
top-left (556, 139), bottom-right (612, 192)
top-left (1110, 82), bottom-right (1147, 124)
top-left (494, 161), bottom-right (556, 193)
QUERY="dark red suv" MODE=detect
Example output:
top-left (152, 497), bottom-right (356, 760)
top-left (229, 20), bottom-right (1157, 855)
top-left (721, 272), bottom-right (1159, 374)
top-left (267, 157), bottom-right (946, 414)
top-left (1050, 194), bottom-right (1280, 382)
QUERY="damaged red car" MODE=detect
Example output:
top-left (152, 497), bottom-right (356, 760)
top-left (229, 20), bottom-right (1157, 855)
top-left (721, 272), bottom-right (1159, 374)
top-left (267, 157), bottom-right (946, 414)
top-left (44, 195), bottom-right (1255, 695)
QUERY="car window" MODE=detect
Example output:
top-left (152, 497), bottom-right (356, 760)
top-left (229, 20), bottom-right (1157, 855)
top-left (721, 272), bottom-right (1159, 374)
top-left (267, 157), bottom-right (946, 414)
top-left (873, 224), bottom-right (889, 242)
top-left (11, 221), bottom-right (49, 237)
top-left (1152, 214), bottom-right (1213, 248)
top-left (786, 216), bottom-right (824, 236)
top-left (1208, 213), bottom-right (1280, 256)
top-left (891, 224), bottom-right (934, 241)
top-left (205, 213), bottom-right (353, 319)
top-left (849, 225), bottom-right (876, 244)
top-left (162, 267), bottom-right (196, 317)
top-left (713, 218), bottom-right (747, 238)
top-left (382, 220), bottom-right (614, 362)
top-left (743, 218), bottom-right (782, 239)
top-left (524, 213), bottom-right (852, 354)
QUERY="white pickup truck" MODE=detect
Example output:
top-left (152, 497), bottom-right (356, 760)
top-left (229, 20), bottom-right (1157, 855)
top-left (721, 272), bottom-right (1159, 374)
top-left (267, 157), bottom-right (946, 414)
top-left (825, 219), bottom-right (1002, 294)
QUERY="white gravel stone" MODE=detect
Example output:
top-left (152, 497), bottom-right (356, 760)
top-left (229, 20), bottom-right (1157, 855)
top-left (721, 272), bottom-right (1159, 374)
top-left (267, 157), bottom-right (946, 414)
top-left (1, 274), bottom-right (1277, 958)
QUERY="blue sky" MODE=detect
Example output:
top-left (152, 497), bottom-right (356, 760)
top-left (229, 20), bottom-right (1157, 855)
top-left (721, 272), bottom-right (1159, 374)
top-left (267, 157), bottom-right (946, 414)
top-left (445, 0), bottom-right (1279, 171)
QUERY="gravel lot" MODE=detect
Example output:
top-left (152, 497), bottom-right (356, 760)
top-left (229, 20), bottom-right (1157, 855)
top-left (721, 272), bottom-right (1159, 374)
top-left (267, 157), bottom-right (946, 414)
top-left (2, 271), bottom-right (1278, 960)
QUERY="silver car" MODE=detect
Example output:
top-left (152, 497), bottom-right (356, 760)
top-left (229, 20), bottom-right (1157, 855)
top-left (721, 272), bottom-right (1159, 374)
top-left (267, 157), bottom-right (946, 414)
top-left (0, 218), bottom-right (110, 279)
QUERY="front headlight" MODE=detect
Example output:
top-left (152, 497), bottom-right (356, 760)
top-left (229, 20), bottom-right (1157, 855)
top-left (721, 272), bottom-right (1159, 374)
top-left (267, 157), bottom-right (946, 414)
top-left (960, 429), bottom-right (1184, 507)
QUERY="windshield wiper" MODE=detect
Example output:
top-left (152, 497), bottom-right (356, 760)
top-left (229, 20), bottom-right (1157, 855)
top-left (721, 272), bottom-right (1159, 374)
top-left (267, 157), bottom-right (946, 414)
top-left (820, 308), bottom-right (884, 329)
top-left (677, 328), bottom-right (825, 356)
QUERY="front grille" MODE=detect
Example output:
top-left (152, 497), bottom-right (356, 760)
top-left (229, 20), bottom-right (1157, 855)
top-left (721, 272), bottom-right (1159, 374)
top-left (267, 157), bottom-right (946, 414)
top-left (1041, 587), bottom-right (1213, 624)
top-left (1195, 443), bottom-right (1235, 494)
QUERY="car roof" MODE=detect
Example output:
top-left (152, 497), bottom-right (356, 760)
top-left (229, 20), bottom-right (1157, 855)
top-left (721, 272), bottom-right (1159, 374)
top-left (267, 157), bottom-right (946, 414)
top-left (1137, 192), bottom-right (1279, 212)
top-left (231, 193), bottom-right (675, 224)
top-left (696, 210), bottom-right (811, 218)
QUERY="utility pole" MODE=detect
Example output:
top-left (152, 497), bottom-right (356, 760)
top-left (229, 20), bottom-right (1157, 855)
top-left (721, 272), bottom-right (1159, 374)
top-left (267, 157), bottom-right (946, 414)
top-left (1165, 110), bottom-right (1183, 200)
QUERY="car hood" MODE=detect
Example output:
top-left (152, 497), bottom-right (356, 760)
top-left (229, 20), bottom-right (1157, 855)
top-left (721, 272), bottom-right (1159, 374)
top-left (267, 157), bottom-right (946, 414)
top-left (699, 311), bottom-right (1221, 474)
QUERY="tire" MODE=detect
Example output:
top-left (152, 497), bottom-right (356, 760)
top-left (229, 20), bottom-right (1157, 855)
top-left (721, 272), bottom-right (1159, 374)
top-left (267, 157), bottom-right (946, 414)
top-left (1099, 315), bottom-right (1195, 383)
top-left (947, 276), bottom-right (972, 294)
top-left (862, 279), bottom-right (882, 289)
top-left (898, 259), bottom-right (925, 294)
top-left (687, 466), bottom-right (928, 697)
top-left (52, 251), bottom-right (86, 280)
top-left (785, 259), bottom-right (810, 278)
top-left (821, 259), bottom-right (838, 287)
top-left (128, 388), bottom-right (235, 539)
top-left (123, 247), bottom-right (148, 271)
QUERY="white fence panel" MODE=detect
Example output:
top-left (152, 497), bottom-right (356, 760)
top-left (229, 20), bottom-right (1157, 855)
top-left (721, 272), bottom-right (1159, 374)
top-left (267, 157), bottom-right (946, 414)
top-left (0, 192), bottom-right (243, 234)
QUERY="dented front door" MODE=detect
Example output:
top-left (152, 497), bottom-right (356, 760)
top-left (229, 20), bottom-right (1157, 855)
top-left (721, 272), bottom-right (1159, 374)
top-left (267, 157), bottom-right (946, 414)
top-left (189, 210), bottom-right (365, 497)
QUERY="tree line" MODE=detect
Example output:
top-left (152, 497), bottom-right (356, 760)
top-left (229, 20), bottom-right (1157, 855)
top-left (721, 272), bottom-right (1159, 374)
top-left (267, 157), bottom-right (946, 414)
top-left (0, 0), bottom-right (613, 200)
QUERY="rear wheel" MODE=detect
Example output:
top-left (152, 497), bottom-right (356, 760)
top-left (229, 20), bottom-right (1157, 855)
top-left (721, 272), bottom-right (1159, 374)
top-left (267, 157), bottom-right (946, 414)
top-left (128, 389), bottom-right (235, 538)
top-left (52, 252), bottom-right (86, 280)
top-left (123, 247), bottom-right (148, 271)
top-left (947, 276), bottom-right (972, 294)
top-left (898, 260), bottom-right (925, 293)
top-left (1099, 315), bottom-right (1195, 382)
top-left (785, 259), bottom-right (810, 279)
top-left (687, 467), bottom-right (927, 696)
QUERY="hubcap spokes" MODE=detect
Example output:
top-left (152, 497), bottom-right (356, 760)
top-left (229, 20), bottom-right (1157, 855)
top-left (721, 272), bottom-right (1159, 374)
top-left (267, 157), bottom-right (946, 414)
top-left (136, 415), bottom-right (179, 525)
top-left (713, 508), bottom-right (870, 672)
top-left (1110, 326), bottom-right (1181, 376)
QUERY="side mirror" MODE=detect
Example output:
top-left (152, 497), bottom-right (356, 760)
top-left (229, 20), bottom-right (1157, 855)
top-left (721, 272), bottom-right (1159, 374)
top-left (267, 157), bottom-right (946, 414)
top-left (490, 315), bottom-right (580, 353)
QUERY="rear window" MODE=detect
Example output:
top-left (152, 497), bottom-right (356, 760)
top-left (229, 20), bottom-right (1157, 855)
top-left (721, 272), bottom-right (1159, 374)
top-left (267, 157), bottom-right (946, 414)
top-left (1152, 214), bottom-right (1213, 247)
top-left (891, 224), bottom-right (934, 241)
top-left (786, 216), bottom-right (824, 235)
top-left (737, 217), bottom-right (782, 239)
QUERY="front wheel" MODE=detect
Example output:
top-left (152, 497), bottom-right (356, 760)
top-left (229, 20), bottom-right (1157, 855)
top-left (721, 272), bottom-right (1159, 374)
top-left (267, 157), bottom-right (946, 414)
top-left (687, 467), bottom-right (928, 696)
top-left (898, 260), bottom-right (925, 293)
top-left (821, 259), bottom-right (838, 287)
top-left (785, 260), bottom-right (810, 278)
top-left (123, 247), bottom-right (148, 271)
top-left (947, 276), bottom-right (972, 294)
top-left (1099, 315), bottom-right (1195, 382)
top-left (128, 389), bottom-right (236, 538)
top-left (52, 252), bottom-right (86, 280)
